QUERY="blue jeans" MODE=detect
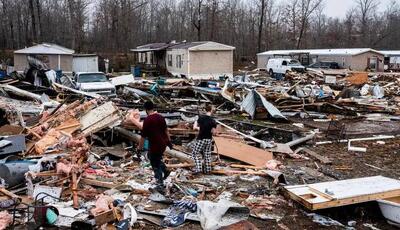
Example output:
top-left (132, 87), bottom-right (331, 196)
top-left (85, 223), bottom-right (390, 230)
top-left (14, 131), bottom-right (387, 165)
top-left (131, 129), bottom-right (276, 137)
top-left (148, 153), bottom-right (167, 185)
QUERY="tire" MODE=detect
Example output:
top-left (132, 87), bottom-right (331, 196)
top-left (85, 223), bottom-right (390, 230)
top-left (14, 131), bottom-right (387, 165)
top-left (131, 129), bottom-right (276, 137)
top-left (269, 69), bottom-right (274, 77)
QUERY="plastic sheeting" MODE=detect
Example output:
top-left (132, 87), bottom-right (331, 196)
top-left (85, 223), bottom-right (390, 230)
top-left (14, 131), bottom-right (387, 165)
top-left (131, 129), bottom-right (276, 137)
top-left (197, 199), bottom-right (250, 230)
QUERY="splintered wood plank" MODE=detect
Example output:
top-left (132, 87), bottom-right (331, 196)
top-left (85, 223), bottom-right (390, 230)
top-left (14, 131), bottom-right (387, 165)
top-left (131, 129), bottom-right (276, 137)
top-left (284, 176), bottom-right (400, 210)
top-left (301, 148), bottom-right (332, 164)
top-left (213, 137), bottom-right (273, 167)
top-left (94, 210), bottom-right (116, 226)
top-left (55, 118), bottom-right (81, 134)
top-left (82, 113), bottom-right (120, 136)
top-left (0, 188), bottom-right (22, 200)
top-left (80, 102), bottom-right (118, 131)
top-left (81, 178), bottom-right (116, 189)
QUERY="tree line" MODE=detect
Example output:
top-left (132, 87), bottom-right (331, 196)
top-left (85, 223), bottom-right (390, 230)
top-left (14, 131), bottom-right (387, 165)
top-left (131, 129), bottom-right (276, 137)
top-left (0, 0), bottom-right (399, 65)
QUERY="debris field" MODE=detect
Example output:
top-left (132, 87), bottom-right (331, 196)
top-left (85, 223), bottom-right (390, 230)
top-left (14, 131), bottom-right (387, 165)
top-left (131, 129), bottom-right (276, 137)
top-left (1, 68), bottom-right (400, 230)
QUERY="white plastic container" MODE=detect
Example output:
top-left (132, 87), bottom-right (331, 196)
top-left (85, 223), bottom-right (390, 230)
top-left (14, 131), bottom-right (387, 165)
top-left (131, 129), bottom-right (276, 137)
top-left (377, 198), bottom-right (400, 227)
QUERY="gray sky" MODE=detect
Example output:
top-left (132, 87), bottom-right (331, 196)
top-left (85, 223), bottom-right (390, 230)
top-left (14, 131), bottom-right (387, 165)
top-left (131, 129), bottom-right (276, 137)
top-left (320, 0), bottom-right (393, 18)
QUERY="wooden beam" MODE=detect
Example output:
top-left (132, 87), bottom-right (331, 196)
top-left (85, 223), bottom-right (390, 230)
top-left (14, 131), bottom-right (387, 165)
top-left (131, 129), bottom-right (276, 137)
top-left (300, 148), bottom-right (332, 164)
top-left (167, 162), bottom-right (218, 168)
top-left (81, 178), bottom-right (116, 189)
top-left (230, 164), bottom-right (264, 170)
top-left (211, 170), bottom-right (269, 176)
top-left (167, 163), bottom-right (195, 168)
top-left (72, 171), bottom-right (79, 209)
top-left (114, 127), bottom-right (194, 163)
top-left (94, 210), bottom-right (116, 226)
top-left (0, 187), bottom-right (22, 200)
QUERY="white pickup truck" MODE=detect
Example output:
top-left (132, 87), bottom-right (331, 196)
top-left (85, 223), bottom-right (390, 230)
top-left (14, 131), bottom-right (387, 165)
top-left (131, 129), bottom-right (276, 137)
top-left (266, 58), bottom-right (306, 77)
top-left (74, 72), bottom-right (116, 97)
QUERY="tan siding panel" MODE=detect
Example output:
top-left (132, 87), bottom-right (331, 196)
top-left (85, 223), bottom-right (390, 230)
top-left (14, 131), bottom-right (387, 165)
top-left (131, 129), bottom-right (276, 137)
top-left (189, 50), bottom-right (233, 75)
top-left (351, 52), bottom-right (384, 72)
top-left (14, 54), bottom-right (29, 72)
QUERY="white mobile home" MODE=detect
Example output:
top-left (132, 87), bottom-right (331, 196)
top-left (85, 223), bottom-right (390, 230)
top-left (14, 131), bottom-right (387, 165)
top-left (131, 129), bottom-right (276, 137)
top-left (257, 48), bottom-right (384, 72)
top-left (380, 50), bottom-right (400, 71)
top-left (14, 43), bottom-right (75, 72)
top-left (166, 41), bottom-right (235, 80)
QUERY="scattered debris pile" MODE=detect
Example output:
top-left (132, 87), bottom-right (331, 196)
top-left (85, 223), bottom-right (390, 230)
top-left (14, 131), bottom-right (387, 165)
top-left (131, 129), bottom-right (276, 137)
top-left (1, 68), bottom-right (400, 229)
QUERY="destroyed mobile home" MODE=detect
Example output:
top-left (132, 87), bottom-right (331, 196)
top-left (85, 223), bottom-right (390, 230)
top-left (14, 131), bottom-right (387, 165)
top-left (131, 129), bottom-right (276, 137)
top-left (1, 66), bottom-right (400, 230)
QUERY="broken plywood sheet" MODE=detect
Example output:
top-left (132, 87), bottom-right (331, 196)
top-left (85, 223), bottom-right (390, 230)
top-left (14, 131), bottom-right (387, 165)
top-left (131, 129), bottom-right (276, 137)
top-left (284, 176), bottom-right (400, 210)
top-left (345, 72), bottom-right (368, 85)
top-left (80, 102), bottom-right (121, 136)
top-left (214, 137), bottom-right (273, 167)
top-left (81, 113), bottom-right (120, 136)
top-left (55, 118), bottom-right (81, 134)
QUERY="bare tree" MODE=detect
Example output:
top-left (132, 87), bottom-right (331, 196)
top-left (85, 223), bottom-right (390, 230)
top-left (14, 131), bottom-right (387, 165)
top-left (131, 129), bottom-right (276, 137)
top-left (192, 0), bottom-right (203, 41)
top-left (344, 9), bottom-right (356, 47)
top-left (29, 0), bottom-right (37, 43)
top-left (36, 0), bottom-right (42, 42)
top-left (296, 0), bottom-right (324, 48)
top-left (256, 0), bottom-right (267, 52)
top-left (355, 0), bottom-right (378, 45)
top-left (0, 0), bottom-right (398, 68)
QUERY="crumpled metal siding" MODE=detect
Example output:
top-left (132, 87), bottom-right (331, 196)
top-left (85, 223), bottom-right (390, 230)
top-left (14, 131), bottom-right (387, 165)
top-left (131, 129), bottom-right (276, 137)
top-left (241, 90), bottom-right (286, 120)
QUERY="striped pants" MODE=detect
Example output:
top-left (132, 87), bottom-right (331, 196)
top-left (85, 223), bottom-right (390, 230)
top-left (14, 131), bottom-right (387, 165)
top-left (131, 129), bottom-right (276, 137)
top-left (191, 139), bottom-right (213, 173)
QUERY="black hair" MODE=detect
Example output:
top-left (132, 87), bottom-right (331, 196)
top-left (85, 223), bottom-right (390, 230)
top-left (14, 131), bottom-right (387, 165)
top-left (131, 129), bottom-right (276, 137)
top-left (144, 101), bottom-right (155, 111)
top-left (0, 108), bottom-right (9, 126)
top-left (205, 105), bottom-right (213, 112)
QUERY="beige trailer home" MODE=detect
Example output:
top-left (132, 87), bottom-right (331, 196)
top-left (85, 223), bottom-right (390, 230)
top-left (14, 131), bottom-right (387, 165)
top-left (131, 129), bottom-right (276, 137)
top-left (257, 48), bottom-right (384, 72)
top-left (166, 41), bottom-right (235, 80)
top-left (14, 43), bottom-right (75, 73)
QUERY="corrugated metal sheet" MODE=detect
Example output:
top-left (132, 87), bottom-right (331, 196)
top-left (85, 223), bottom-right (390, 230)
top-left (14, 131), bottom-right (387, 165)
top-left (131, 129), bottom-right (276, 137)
top-left (241, 90), bottom-right (286, 120)
top-left (241, 90), bottom-right (257, 118)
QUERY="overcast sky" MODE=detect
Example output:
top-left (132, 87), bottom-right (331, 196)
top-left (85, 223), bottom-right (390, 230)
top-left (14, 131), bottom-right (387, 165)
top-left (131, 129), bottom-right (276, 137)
top-left (315, 0), bottom-right (393, 18)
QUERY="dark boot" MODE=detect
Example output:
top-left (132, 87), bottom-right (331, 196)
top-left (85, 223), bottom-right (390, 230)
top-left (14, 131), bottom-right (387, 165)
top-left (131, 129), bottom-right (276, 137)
top-left (163, 170), bottom-right (171, 180)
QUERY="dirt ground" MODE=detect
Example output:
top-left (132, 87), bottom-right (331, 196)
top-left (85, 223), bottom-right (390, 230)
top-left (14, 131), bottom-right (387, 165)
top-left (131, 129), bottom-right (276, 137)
top-left (132, 136), bottom-right (400, 230)
top-left (186, 127), bottom-right (400, 230)
top-left (276, 137), bottom-right (400, 230)
top-left (18, 120), bottom-right (400, 230)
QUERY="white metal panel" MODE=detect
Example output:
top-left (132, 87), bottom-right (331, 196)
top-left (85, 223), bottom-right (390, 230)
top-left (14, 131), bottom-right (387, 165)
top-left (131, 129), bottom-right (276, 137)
top-left (188, 41), bottom-right (235, 51)
top-left (257, 48), bottom-right (383, 57)
top-left (15, 43), bottom-right (74, 54)
top-left (73, 56), bottom-right (99, 73)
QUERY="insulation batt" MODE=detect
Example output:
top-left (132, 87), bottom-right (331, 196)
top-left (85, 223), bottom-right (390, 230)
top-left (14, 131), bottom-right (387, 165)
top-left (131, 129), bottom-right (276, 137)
top-left (56, 162), bottom-right (75, 175)
top-left (90, 194), bottom-right (114, 216)
top-left (265, 160), bottom-right (283, 170)
top-left (0, 211), bottom-right (12, 230)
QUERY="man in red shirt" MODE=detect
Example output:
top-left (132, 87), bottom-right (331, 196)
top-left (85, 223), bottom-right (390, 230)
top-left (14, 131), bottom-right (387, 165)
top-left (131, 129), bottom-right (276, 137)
top-left (138, 101), bottom-right (172, 190)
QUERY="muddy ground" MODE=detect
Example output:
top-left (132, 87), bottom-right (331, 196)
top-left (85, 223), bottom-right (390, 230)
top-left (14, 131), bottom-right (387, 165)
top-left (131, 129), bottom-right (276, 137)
top-left (132, 137), bottom-right (400, 230)
top-left (174, 122), bottom-right (400, 230)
